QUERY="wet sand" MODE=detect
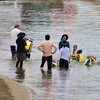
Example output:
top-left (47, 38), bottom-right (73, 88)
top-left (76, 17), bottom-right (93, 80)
top-left (0, 75), bottom-right (30, 100)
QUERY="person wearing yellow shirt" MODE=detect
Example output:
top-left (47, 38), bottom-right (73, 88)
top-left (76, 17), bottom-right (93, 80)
top-left (25, 38), bottom-right (33, 59)
top-left (83, 55), bottom-right (97, 66)
top-left (71, 44), bottom-right (78, 60)
top-left (83, 55), bottom-right (92, 66)
top-left (76, 49), bottom-right (84, 62)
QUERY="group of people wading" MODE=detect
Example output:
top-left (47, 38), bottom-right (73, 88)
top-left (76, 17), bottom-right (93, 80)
top-left (10, 25), bottom-right (71, 74)
top-left (10, 24), bottom-right (99, 75)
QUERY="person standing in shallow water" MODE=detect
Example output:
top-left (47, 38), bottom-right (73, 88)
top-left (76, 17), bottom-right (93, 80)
top-left (37, 34), bottom-right (57, 74)
top-left (59, 40), bottom-right (70, 70)
top-left (59, 34), bottom-right (70, 50)
top-left (10, 25), bottom-right (21, 60)
top-left (16, 32), bottom-right (26, 68)
top-left (71, 44), bottom-right (78, 60)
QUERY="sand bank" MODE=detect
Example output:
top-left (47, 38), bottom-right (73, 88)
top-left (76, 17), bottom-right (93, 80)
top-left (0, 75), bottom-right (30, 100)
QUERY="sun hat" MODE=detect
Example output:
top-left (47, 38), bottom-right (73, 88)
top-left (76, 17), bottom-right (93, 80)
top-left (61, 34), bottom-right (69, 40)
top-left (17, 32), bottom-right (26, 38)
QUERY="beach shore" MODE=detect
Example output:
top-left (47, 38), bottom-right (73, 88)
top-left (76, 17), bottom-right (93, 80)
top-left (0, 75), bottom-right (30, 100)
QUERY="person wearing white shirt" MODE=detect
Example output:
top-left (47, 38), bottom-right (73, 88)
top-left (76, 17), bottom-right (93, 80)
top-left (59, 40), bottom-right (70, 70)
top-left (10, 25), bottom-right (21, 60)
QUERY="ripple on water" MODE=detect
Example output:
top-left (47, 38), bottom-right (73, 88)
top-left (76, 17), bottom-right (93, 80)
top-left (0, 0), bottom-right (100, 100)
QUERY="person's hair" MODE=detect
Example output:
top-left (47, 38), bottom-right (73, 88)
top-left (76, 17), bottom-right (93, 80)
top-left (14, 25), bottom-right (20, 28)
top-left (61, 34), bottom-right (68, 40)
top-left (77, 49), bottom-right (82, 54)
top-left (45, 34), bottom-right (50, 40)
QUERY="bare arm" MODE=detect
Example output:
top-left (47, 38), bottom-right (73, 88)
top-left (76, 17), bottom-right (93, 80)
top-left (29, 42), bottom-right (33, 52)
top-left (37, 44), bottom-right (45, 53)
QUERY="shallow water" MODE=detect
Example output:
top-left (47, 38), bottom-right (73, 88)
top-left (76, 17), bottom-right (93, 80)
top-left (0, 0), bottom-right (100, 100)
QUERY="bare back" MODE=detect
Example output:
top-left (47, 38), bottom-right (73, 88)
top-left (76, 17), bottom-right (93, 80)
top-left (37, 40), bottom-right (57, 57)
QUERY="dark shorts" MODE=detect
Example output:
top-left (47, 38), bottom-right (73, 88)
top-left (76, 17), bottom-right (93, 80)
top-left (40, 55), bottom-right (52, 70)
top-left (26, 51), bottom-right (30, 59)
top-left (59, 58), bottom-right (69, 69)
top-left (10, 45), bottom-right (17, 56)
top-left (17, 53), bottom-right (26, 61)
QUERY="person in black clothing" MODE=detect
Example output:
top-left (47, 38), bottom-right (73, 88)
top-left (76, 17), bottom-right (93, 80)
top-left (16, 32), bottom-right (26, 68)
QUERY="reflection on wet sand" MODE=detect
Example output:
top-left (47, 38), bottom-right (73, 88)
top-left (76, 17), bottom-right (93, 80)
top-left (55, 70), bottom-right (70, 100)
top-left (41, 73), bottom-right (52, 92)
top-left (15, 68), bottom-right (25, 83)
top-left (30, 73), bottom-right (53, 100)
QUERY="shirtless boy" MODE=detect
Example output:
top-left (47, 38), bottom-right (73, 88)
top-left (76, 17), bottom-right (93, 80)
top-left (37, 34), bottom-right (57, 74)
